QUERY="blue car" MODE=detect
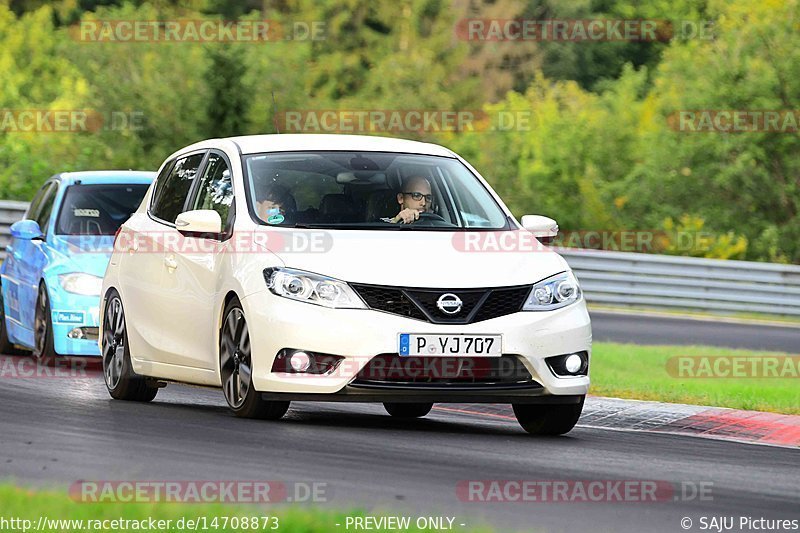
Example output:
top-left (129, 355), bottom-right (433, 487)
top-left (0, 171), bottom-right (155, 358)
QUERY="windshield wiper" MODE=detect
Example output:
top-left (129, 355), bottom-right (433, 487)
top-left (291, 222), bottom-right (402, 230)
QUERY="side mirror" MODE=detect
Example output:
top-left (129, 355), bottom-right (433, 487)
top-left (10, 220), bottom-right (44, 241)
top-left (175, 210), bottom-right (222, 236)
top-left (520, 215), bottom-right (558, 245)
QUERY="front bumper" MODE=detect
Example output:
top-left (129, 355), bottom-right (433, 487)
top-left (261, 389), bottom-right (584, 404)
top-left (48, 291), bottom-right (101, 357)
top-left (243, 290), bottom-right (591, 400)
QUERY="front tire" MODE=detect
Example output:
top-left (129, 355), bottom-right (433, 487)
top-left (513, 396), bottom-right (585, 435)
top-left (0, 282), bottom-right (24, 355)
top-left (102, 291), bottom-right (157, 402)
top-left (220, 298), bottom-right (289, 420)
top-left (383, 402), bottom-right (433, 418)
top-left (33, 283), bottom-right (56, 360)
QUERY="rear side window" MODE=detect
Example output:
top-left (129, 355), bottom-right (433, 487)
top-left (150, 153), bottom-right (205, 224)
top-left (56, 184), bottom-right (150, 235)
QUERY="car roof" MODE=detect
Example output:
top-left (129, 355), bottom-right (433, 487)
top-left (56, 170), bottom-right (156, 186)
top-left (174, 134), bottom-right (458, 159)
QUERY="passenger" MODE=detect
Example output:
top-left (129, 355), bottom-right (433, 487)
top-left (384, 176), bottom-right (433, 224)
top-left (255, 184), bottom-right (295, 222)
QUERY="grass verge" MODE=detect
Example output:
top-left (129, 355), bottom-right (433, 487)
top-left (0, 484), bottom-right (494, 533)
top-left (588, 304), bottom-right (800, 326)
top-left (591, 342), bottom-right (799, 414)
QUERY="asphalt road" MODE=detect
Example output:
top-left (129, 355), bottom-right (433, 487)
top-left (0, 362), bottom-right (797, 533)
top-left (590, 311), bottom-right (799, 352)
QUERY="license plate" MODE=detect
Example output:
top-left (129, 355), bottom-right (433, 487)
top-left (399, 334), bottom-right (502, 357)
top-left (53, 311), bottom-right (85, 325)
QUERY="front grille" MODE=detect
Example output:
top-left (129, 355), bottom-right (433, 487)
top-left (473, 286), bottom-right (531, 322)
top-left (351, 354), bottom-right (540, 389)
top-left (404, 289), bottom-right (486, 322)
top-left (351, 283), bottom-right (530, 324)
top-left (351, 285), bottom-right (427, 321)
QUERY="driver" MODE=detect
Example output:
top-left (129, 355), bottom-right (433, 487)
top-left (384, 176), bottom-right (433, 224)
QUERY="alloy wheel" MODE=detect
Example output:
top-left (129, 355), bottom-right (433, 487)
top-left (102, 297), bottom-right (126, 390)
top-left (34, 285), bottom-right (48, 357)
top-left (220, 307), bottom-right (251, 409)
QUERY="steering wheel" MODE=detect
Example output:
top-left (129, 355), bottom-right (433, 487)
top-left (410, 211), bottom-right (455, 227)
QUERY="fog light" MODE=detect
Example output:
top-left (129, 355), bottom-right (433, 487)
top-left (289, 351), bottom-right (312, 372)
top-left (565, 353), bottom-right (583, 374)
top-left (67, 327), bottom-right (99, 341)
top-left (545, 351), bottom-right (588, 377)
top-left (271, 349), bottom-right (345, 374)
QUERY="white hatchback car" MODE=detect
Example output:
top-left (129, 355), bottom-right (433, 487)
top-left (100, 134), bottom-right (591, 435)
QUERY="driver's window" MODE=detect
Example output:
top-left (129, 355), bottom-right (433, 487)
top-left (26, 182), bottom-right (53, 223)
top-left (34, 183), bottom-right (58, 236)
top-left (192, 152), bottom-right (234, 233)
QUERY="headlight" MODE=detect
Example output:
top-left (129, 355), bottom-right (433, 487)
top-left (263, 268), bottom-right (367, 309)
top-left (523, 271), bottom-right (581, 311)
top-left (58, 273), bottom-right (103, 296)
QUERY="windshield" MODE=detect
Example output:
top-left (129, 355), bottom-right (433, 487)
top-left (56, 184), bottom-right (150, 235)
top-left (242, 151), bottom-right (511, 230)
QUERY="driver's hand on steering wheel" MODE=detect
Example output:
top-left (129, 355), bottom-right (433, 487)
top-left (391, 208), bottom-right (423, 224)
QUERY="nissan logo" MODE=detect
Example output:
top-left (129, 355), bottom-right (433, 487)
top-left (436, 293), bottom-right (463, 315)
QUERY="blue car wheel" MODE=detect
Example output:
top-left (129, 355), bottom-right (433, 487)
top-left (0, 282), bottom-right (23, 355)
top-left (34, 284), bottom-right (56, 360)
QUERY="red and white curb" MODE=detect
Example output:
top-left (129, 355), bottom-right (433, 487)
top-left (434, 397), bottom-right (800, 448)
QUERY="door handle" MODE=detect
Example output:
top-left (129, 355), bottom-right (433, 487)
top-left (164, 256), bottom-right (178, 270)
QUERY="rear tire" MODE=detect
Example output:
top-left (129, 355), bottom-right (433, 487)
top-left (220, 297), bottom-right (289, 420)
top-left (102, 290), bottom-right (158, 402)
top-left (33, 283), bottom-right (57, 360)
top-left (383, 402), bottom-right (433, 418)
top-left (513, 396), bottom-right (585, 435)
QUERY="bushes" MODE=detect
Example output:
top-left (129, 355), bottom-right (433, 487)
top-left (1, 0), bottom-right (798, 262)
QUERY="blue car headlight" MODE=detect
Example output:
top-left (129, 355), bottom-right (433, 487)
top-left (523, 271), bottom-right (582, 311)
top-left (58, 273), bottom-right (103, 296)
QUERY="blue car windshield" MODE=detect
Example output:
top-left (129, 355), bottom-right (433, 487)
top-left (56, 184), bottom-right (149, 236)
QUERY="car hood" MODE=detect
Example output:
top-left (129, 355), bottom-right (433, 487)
top-left (259, 228), bottom-right (569, 288)
top-left (48, 235), bottom-right (114, 277)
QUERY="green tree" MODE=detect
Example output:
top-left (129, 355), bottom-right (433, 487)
top-left (620, 0), bottom-right (800, 262)
top-left (204, 45), bottom-right (250, 137)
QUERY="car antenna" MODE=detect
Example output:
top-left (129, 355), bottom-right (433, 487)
top-left (272, 90), bottom-right (280, 134)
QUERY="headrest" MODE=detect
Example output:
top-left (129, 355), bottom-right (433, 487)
top-left (320, 194), bottom-right (355, 215)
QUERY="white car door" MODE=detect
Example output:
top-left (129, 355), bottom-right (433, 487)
top-left (159, 151), bottom-right (234, 370)
top-left (119, 151), bottom-right (206, 365)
